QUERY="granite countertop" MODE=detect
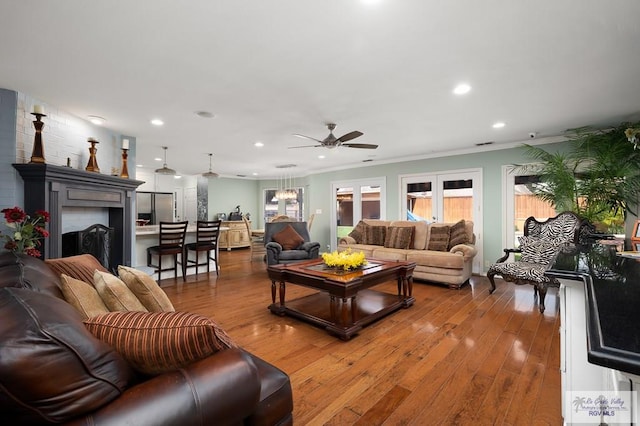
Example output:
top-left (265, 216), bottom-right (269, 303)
top-left (547, 243), bottom-right (640, 376)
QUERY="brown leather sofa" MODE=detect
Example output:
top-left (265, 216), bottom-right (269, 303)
top-left (0, 253), bottom-right (293, 425)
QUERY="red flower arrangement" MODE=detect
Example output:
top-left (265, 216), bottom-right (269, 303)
top-left (0, 207), bottom-right (50, 257)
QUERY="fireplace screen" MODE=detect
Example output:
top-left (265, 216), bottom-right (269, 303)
top-left (62, 224), bottom-right (114, 272)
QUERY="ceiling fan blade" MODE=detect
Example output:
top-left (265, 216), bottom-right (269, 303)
top-left (336, 130), bottom-right (363, 142)
top-left (341, 143), bottom-right (378, 149)
top-left (288, 144), bottom-right (324, 149)
top-left (292, 133), bottom-right (323, 143)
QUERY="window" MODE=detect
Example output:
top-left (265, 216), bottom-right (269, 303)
top-left (263, 187), bottom-right (304, 223)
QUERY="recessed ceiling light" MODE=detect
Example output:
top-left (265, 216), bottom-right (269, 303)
top-left (151, 119), bottom-right (164, 126)
top-left (318, 155), bottom-right (326, 159)
top-left (254, 142), bottom-right (264, 147)
top-left (154, 157), bottom-right (162, 162)
top-left (174, 175), bottom-right (182, 179)
top-left (195, 111), bottom-right (215, 118)
top-left (252, 172), bottom-right (258, 176)
top-left (492, 122), bottom-right (506, 129)
top-left (88, 115), bottom-right (106, 125)
top-left (136, 164), bottom-right (143, 167)
top-left (453, 84), bottom-right (471, 95)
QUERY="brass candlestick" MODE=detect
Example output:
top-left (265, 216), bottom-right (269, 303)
top-left (120, 148), bottom-right (129, 178)
top-left (85, 138), bottom-right (100, 172)
top-left (29, 113), bottom-right (46, 163)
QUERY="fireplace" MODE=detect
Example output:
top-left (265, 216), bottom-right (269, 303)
top-left (62, 224), bottom-right (115, 272)
top-left (14, 164), bottom-right (143, 266)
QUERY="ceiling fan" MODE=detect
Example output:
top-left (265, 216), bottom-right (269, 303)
top-left (290, 123), bottom-right (378, 150)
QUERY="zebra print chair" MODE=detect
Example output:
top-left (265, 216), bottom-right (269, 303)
top-left (487, 211), bottom-right (586, 313)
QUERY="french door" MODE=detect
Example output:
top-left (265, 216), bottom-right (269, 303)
top-left (330, 177), bottom-right (386, 251)
top-left (502, 165), bottom-right (556, 250)
top-left (400, 169), bottom-right (482, 273)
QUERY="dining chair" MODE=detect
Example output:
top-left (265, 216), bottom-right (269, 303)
top-left (242, 215), bottom-right (265, 262)
top-left (183, 220), bottom-right (222, 275)
top-left (146, 221), bottom-right (189, 281)
top-left (270, 215), bottom-right (296, 223)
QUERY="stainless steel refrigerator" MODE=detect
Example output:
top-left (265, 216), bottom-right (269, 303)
top-left (136, 192), bottom-right (174, 224)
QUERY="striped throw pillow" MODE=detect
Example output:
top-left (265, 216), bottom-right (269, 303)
top-left (384, 226), bottom-right (414, 249)
top-left (84, 311), bottom-right (236, 375)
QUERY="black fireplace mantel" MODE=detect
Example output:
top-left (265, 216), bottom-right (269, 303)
top-left (14, 163), bottom-right (144, 266)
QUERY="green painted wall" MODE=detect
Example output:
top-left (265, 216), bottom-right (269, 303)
top-left (256, 141), bottom-right (571, 271)
top-left (207, 177), bottom-right (261, 222)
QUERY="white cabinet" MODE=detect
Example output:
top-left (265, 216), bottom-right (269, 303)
top-left (558, 277), bottom-right (627, 423)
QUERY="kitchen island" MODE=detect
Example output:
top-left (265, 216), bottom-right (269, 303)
top-left (546, 242), bottom-right (640, 424)
top-left (135, 224), bottom-right (229, 279)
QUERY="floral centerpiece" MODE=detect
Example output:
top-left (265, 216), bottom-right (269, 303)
top-left (322, 248), bottom-right (367, 271)
top-left (0, 207), bottom-right (50, 257)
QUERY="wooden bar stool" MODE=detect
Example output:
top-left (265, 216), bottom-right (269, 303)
top-left (184, 220), bottom-right (222, 275)
top-left (147, 221), bottom-right (188, 281)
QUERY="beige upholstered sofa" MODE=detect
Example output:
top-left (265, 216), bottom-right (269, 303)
top-left (338, 219), bottom-right (477, 288)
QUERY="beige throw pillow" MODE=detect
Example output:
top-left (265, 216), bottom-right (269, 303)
top-left (117, 266), bottom-right (175, 312)
top-left (93, 270), bottom-right (148, 312)
top-left (59, 274), bottom-right (109, 319)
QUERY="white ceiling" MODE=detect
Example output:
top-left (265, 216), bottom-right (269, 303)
top-left (2, 0), bottom-right (640, 178)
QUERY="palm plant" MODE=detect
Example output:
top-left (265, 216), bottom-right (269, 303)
top-left (517, 122), bottom-right (640, 231)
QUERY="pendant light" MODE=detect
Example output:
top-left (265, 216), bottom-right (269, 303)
top-left (154, 146), bottom-right (176, 175)
top-left (202, 153), bottom-right (219, 178)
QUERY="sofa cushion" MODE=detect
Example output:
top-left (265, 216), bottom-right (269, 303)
top-left (371, 247), bottom-right (408, 262)
top-left (363, 225), bottom-right (387, 246)
top-left (93, 270), bottom-right (148, 312)
top-left (117, 265), bottom-right (175, 312)
top-left (384, 226), bottom-right (414, 249)
top-left (428, 225), bottom-right (450, 251)
top-left (0, 287), bottom-right (133, 423)
top-left (84, 311), bottom-right (236, 375)
top-left (448, 220), bottom-right (469, 249)
top-left (59, 273), bottom-right (110, 319)
top-left (348, 220), bottom-right (367, 243)
top-left (272, 224), bottom-right (305, 250)
top-left (46, 254), bottom-right (109, 285)
top-left (406, 250), bottom-right (465, 269)
top-left (337, 244), bottom-right (377, 258)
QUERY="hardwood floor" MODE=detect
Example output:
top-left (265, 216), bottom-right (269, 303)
top-left (160, 249), bottom-right (562, 425)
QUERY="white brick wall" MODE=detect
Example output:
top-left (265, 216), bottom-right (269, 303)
top-left (16, 93), bottom-right (126, 174)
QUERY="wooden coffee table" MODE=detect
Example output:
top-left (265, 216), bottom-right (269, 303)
top-left (267, 258), bottom-right (416, 340)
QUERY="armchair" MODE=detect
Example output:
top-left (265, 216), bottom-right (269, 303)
top-left (264, 221), bottom-right (321, 266)
top-left (487, 211), bottom-right (587, 313)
